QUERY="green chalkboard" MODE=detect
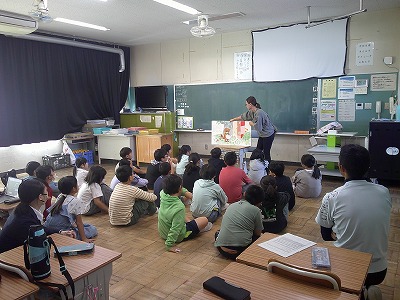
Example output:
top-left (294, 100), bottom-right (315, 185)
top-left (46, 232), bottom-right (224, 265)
top-left (174, 79), bottom-right (318, 132)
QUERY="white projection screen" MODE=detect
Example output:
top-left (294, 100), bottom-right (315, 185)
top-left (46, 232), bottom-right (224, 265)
top-left (253, 19), bottom-right (348, 82)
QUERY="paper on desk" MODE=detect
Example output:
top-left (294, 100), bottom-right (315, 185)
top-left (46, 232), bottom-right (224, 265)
top-left (258, 233), bottom-right (316, 257)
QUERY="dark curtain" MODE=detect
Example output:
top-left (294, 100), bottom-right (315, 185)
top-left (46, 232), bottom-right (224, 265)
top-left (0, 34), bottom-right (130, 147)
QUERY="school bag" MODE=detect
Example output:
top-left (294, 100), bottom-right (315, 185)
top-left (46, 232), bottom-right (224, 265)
top-left (0, 169), bottom-right (17, 186)
top-left (23, 224), bottom-right (75, 299)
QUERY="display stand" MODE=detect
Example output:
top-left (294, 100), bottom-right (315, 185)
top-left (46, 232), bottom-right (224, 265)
top-left (307, 132), bottom-right (358, 177)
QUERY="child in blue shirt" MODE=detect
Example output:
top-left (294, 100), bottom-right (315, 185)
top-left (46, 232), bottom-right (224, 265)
top-left (45, 176), bottom-right (97, 242)
top-left (153, 162), bottom-right (172, 208)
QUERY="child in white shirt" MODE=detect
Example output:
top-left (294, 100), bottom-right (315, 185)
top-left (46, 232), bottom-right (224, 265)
top-left (73, 157), bottom-right (89, 188)
top-left (176, 145), bottom-right (191, 176)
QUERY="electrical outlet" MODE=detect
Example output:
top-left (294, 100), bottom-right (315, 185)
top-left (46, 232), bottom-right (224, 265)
top-left (205, 144), bottom-right (208, 150)
top-left (365, 103), bottom-right (372, 109)
top-left (384, 102), bottom-right (390, 110)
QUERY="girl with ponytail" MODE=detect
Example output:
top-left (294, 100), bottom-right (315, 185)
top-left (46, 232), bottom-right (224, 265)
top-left (259, 175), bottom-right (289, 234)
top-left (182, 153), bottom-right (201, 192)
top-left (292, 154), bottom-right (322, 198)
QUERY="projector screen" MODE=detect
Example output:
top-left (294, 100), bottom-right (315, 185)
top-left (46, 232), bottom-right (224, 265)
top-left (253, 19), bottom-right (348, 82)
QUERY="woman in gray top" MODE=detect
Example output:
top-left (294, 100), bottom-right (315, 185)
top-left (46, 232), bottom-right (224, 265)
top-left (230, 96), bottom-right (276, 162)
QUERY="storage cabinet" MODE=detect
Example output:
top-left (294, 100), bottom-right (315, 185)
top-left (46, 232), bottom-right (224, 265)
top-left (369, 121), bottom-right (400, 180)
top-left (136, 134), bottom-right (173, 164)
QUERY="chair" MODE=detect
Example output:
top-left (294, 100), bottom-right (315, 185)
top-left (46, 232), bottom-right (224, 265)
top-left (0, 260), bottom-right (35, 300)
top-left (267, 258), bottom-right (341, 290)
top-left (0, 260), bottom-right (32, 282)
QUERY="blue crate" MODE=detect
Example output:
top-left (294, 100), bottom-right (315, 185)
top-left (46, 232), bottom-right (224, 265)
top-left (74, 150), bottom-right (94, 165)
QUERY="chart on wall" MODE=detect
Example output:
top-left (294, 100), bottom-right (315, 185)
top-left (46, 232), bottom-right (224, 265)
top-left (211, 121), bottom-right (251, 146)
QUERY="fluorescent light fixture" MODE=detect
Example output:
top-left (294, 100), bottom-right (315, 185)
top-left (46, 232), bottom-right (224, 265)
top-left (54, 18), bottom-right (109, 31)
top-left (153, 0), bottom-right (201, 15)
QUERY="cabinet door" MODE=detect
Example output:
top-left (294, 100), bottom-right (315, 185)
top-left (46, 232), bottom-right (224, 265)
top-left (148, 136), bottom-right (162, 159)
top-left (160, 134), bottom-right (173, 148)
top-left (136, 136), bottom-right (151, 163)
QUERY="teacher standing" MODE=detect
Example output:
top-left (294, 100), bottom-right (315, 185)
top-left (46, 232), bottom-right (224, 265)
top-left (230, 96), bottom-right (276, 162)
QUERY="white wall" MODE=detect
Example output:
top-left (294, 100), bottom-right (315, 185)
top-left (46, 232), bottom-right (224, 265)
top-left (129, 9), bottom-right (399, 162)
top-left (0, 140), bottom-right (62, 173)
top-left (131, 9), bottom-right (400, 86)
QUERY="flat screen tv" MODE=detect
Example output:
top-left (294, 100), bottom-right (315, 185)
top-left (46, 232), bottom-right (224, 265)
top-left (134, 85), bottom-right (167, 110)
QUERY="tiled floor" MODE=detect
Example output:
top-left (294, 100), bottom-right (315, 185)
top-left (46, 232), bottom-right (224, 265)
top-left (2, 160), bottom-right (400, 299)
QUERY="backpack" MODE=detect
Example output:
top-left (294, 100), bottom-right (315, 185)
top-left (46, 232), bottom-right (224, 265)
top-left (1, 169), bottom-right (17, 186)
top-left (23, 225), bottom-right (75, 299)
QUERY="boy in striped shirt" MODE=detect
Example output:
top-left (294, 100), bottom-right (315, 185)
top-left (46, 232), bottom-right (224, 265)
top-left (109, 165), bottom-right (157, 226)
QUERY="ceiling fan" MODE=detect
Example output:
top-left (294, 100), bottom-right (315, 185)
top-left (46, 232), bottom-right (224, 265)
top-left (29, 0), bottom-right (52, 23)
top-left (184, 12), bottom-right (245, 37)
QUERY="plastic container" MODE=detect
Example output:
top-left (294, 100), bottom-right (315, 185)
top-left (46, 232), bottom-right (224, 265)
top-left (42, 154), bottom-right (71, 170)
top-left (92, 127), bottom-right (111, 135)
top-left (74, 150), bottom-right (94, 165)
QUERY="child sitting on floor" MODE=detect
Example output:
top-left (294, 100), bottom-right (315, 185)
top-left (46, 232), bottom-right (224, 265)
top-left (77, 166), bottom-right (111, 215)
top-left (44, 176), bottom-right (97, 242)
top-left (73, 157), bottom-right (89, 189)
top-left (153, 162), bottom-right (172, 208)
top-left (116, 147), bottom-right (146, 177)
top-left (158, 174), bottom-right (211, 253)
top-left (191, 164), bottom-right (228, 223)
top-left (175, 145), bottom-right (191, 176)
top-left (214, 185), bottom-right (264, 260)
top-left (182, 153), bottom-right (201, 193)
top-left (219, 151), bottom-right (252, 203)
top-left (247, 148), bottom-right (268, 185)
top-left (110, 159), bottom-right (148, 190)
top-left (109, 165), bottom-right (157, 226)
top-left (146, 148), bottom-right (170, 190)
top-left (292, 154), bottom-right (322, 198)
top-left (260, 175), bottom-right (289, 234)
top-left (208, 147), bottom-right (225, 184)
top-left (269, 161), bottom-right (296, 210)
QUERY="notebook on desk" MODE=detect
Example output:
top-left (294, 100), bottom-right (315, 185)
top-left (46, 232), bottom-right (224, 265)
top-left (0, 177), bottom-right (22, 204)
top-left (55, 243), bottom-right (95, 256)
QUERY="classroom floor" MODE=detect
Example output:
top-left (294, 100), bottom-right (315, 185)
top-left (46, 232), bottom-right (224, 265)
top-left (2, 160), bottom-right (400, 299)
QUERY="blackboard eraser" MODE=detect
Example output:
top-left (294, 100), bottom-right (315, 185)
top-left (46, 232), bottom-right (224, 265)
top-left (197, 128), bottom-right (205, 131)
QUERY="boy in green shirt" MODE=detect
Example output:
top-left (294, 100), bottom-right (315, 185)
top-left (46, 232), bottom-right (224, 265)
top-left (158, 174), bottom-right (210, 252)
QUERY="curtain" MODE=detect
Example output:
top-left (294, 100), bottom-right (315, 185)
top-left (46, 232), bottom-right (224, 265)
top-left (0, 35), bottom-right (130, 147)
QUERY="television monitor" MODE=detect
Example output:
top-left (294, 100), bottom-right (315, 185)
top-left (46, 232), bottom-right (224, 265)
top-left (134, 85), bottom-right (167, 110)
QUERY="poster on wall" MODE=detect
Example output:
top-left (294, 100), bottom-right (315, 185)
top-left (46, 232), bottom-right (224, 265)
top-left (177, 116), bottom-right (193, 129)
top-left (370, 73), bottom-right (397, 91)
top-left (322, 79), bottom-right (337, 98)
top-left (234, 52), bottom-right (252, 80)
top-left (338, 100), bottom-right (356, 122)
top-left (338, 88), bottom-right (355, 99)
top-left (338, 76), bottom-right (355, 88)
top-left (211, 121), bottom-right (251, 146)
top-left (320, 100), bottom-right (337, 121)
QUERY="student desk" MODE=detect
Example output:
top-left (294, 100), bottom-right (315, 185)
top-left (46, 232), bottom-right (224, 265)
top-left (236, 233), bottom-right (371, 295)
top-left (0, 201), bottom-right (19, 219)
top-left (191, 262), bottom-right (358, 300)
top-left (0, 269), bottom-right (39, 300)
top-left (0, 234), bottom-right (121, 300)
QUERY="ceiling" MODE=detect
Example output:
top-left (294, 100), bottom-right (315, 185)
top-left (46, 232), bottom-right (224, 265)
top-left (1, 0), bottom-right (400, 47)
